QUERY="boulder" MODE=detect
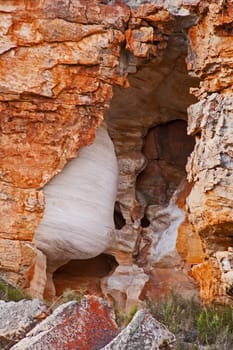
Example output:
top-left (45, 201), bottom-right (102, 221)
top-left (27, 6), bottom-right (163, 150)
top-left (11, 295), bottom-right (118, 350)
top-left (0, 299), bottom-right (50, 350)
top-left (101, 309), bottom-right (175, 350)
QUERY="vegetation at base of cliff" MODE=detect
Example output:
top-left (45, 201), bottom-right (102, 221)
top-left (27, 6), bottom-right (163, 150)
top-left (49, 288), bottom-right (86, 310)
top-left (115, 304), bottom-right (138, 328)
top-left (148, 291), bottom-right (233, 350)
top-left (0, 278), bottom-right (30, 301)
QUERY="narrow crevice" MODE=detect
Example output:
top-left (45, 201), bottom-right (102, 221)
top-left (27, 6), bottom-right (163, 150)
top-left (136, 120), bottom-right (195, 207)
top-left (114, 201), bottom-right (126, 229)
top-left (140, 214), bottom-right (150, 228)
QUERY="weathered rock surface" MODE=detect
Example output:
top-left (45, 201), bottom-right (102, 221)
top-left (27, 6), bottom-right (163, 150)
top-left (0, 299), bottom-right (50, 350)
top-left (0, 0), bottom-right (233, 310)
top-left (0, 0), bottom-right (128, 290)
top-left (177, 0), bottom-right (233, 304)
top-left (105, 23), bottom-right (199, 307)
top-left (0, 0), bottom-right (198, 306)
top-left (11, 295), bottom-right (118, 350)
top-left (137, 120), bottom-right (195, 206)
top-left (101, 309), bottom-right (175, 350)
top-left (101, 264), bottom-right (149, 312)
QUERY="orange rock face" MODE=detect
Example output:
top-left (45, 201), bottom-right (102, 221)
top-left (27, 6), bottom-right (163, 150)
top-left (0, 0), bottom-right (232, 309)
top-left (178, 0), bottom-right (233, 304)
top-left (0, 0), bottom-right (127, 288)
top-left (0, 0), bottom-right (174, 296)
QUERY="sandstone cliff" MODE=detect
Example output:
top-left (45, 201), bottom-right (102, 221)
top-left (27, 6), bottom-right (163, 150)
top-left (0, 0), bottom-right (232, 309)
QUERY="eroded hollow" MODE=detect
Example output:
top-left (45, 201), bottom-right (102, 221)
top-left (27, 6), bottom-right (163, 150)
top-left (106, 33), bottom-right (199, 223)
top-left (103, 33), bottom-right (200, 304)
top-left (34, 30), bottom-right (199, 303)
top-left (136, 120), bottom-right (195, 206)
top-left (53, 253), bottom-right (118, 297)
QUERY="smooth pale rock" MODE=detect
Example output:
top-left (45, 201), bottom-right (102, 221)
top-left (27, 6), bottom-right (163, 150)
top-left (150, 201), bottom-right (184, 266)
top-left (27, 249), bottom-right (47, 299)
top-left (11, 295), bottom-right (119, 350)
top-left (141, 184), bottom-right (199, 299)
top-left (34, 126), bottom-right (118, 271)
top-left (101, 309), bottom-right (175, 350)
top-left (101, 264), bottom-right (149, 312)
top-left (0, 299), bottom-right (50, 350)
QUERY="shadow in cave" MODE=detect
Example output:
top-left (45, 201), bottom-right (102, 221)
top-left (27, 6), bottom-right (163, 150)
top-left (53, 253), bottom-right (118, 297)
top-left (136, 119), bottom-right (195, 206)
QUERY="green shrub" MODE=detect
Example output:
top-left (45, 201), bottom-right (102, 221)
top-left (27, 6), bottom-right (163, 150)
top-left (196, 305), bottom-right (233, 347)
top-left (0, 278), bottom-right (30, 301)
top-left (115, 304), bottom-right (138, 328)
top-left (147, 291), bottom-right (233, 349)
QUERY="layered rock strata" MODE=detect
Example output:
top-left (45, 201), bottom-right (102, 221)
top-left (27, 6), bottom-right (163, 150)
top-left (177, 0), bottom-right (233, 304)
top-left (0, 0), bottom-right (188, 301)
top-left (0, 0), bottom-right (129, 292)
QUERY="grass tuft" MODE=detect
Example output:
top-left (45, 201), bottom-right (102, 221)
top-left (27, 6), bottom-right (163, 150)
top-left (49, 287), bottom-right (86, 310)
top-left (115, 304), bottom-right (138, 328)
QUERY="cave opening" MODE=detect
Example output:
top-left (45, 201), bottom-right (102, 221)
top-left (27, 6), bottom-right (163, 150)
top-left (49, 32), bottom-right (200, 303)
top-left (136, 119), bottom-right (195, 207)
top-left (106, 33), bottom-right (199, 227)
top-left (53, 253), bottom-right (118, 297)
top-left (102, 32), bottom-right (200, 304)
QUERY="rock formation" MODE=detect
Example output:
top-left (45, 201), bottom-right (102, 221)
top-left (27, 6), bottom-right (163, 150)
top-left (0, 0), bottom-right (233, 310)
top-left (0, 0), bottom-right (128, 293)
top-left (0, 299), bottom-right (50, 350)
top-left (101, 309), bottom-right (175, 350)
top-left (0, 296), bottom-right (175, 350)
top-left (10, 296), bottom-right (119, 350)
top-left (34, 125), bottom-right (118, 297)
top-left (177, 0), bottom-right (233, 304)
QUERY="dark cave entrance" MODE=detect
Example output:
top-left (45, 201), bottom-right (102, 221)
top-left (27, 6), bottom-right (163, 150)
top-left (53, 253), bottom-right (118, 297)
top-left (136, 119), bottom-right (195, 206)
